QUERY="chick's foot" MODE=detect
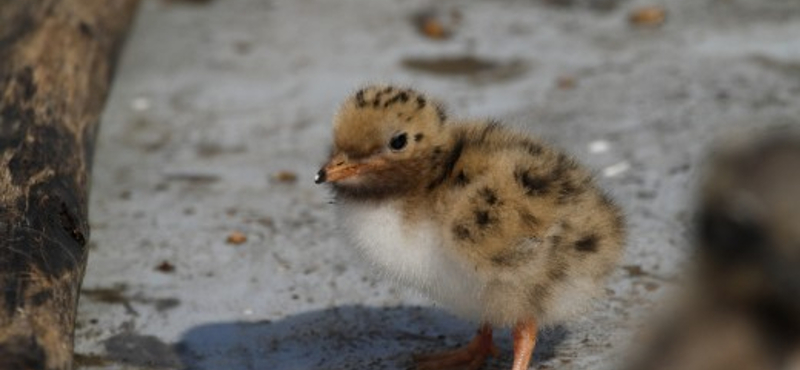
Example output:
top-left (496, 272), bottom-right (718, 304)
top-left (414, 324), bottom-right (499, 370)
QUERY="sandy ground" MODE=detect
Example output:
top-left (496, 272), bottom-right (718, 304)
top-left (74, 0), bottom-right (800, 369)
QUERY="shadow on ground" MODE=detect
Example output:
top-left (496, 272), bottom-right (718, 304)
top-left (111, 305), bottom-right (569, 370)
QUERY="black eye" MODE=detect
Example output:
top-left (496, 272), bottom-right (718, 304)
top-left (389, 133), bottom-right (408, 151)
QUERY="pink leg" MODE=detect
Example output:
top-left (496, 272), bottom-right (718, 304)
top-left (510, 319), bottom-right (538, 370)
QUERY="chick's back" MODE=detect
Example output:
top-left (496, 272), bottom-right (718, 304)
top-left (425, 122), bottom-right (626, 325)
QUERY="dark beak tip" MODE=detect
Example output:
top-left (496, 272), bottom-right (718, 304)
top-left (314, 169), bottom-right (327, 184)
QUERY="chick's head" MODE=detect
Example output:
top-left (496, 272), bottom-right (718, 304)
top-left (316, 85), bottom-right (450, 199)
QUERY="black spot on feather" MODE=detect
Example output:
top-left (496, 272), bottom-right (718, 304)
top-left (515, 167), bottom-right (552, 196)
top-left (435, 104), bottom-right (447, 123)
top-left (372, 91), bottom-right (384, 108)
top-left (491, 253), bottom-right (515, 267)
top-left (430, 146), bottom-right (444, 162)
top-left (478, 121), bottom-right (501, 142)
top-left (699, 207), bottom-right (763, 264)
top-left (474, 209), bottom-right (492, 228)
top-left (557, 178), bottom-right (587, 204)
top-left (355, 89), bottom-right (366, 108)
top-left (478, 187), bottom-right (499, 205)
top-left (383, 96), bottom-right (399, 108)
top-left (454, 170), bottom-right (469, 187)
top-left (575, 234), bottom-right (600, 253)
top-left (383, 91), bottom-right (410, 108)
top-left (414, 133), bottom-right (424, 142)
top-left (453, 224), bottom-right (473, 242)
top-left (78, 21), bottom-right (94, 37)
top-left (428, 137), bottom-right (464, 190)
top-left (554, 153), bottom-right (578, 177)
top-left (521, 140), bottom-right (543, 156)
top-left (416, 96), bottom-right (426, 109)
top-left (491, 250), bottom-right (523, 267)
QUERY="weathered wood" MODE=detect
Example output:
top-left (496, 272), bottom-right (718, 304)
top-left (0, 1), bottom-right (139, 369)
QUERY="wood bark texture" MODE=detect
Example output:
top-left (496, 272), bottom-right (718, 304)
top-left (0, 1), bottom-right (139, 369)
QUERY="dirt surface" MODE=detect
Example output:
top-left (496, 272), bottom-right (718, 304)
top-left (75, 0), bottom-right (800, 369)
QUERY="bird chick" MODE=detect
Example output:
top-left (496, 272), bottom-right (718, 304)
top-left (627, 131), bottom-right (800, 370)
top-left (316, 85), bottom-right (626, 370)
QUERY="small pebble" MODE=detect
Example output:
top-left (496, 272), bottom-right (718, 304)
top-left (589, 140), bottom-right (611, 154)
top-left (629, 6), bottom-right (666, 27)
top-left (272, 171), bottom-right (298, 183)
top-left (556, 76), bottom-right (577, 90)
top-left (227, 231), bottom-right (247, 245)
top-left (155, 261), bottom-right (175, 273)
top-left (602, 161), bottom-right (630, 177)
top-left (131, 97), bottom-right (151, 112)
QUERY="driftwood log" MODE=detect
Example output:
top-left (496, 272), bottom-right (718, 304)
top-left (0, 1), bottom-right (139, 369)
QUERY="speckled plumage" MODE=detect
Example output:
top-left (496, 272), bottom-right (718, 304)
top-left (317, 85), bottom-right (626, 370)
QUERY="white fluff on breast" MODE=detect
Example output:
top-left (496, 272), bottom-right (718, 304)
top-left (337, 200), bottom-right (483, 321)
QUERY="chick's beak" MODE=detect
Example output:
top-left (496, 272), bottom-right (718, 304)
top-left (315, 153), bottom-right (382, 184)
